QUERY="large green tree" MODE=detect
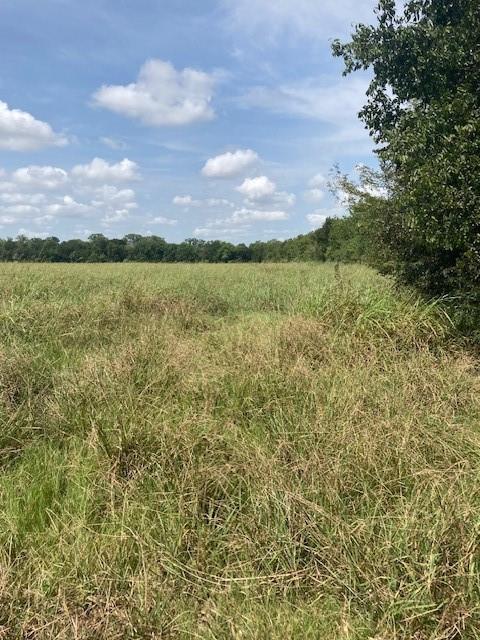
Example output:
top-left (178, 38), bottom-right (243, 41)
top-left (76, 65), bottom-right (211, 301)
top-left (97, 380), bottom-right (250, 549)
top-left (333, 0), bottom-right (480, 298)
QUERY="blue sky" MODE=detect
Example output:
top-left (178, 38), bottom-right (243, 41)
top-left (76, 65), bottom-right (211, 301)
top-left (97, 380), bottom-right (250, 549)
top-left (0, 0), bottom-right (378, 242)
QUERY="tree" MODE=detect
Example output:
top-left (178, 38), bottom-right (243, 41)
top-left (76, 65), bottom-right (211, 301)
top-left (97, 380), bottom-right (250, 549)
top-left (87, 234), bottom-right (109, 262)
top-left (332, 0), bottom-right (480, 298)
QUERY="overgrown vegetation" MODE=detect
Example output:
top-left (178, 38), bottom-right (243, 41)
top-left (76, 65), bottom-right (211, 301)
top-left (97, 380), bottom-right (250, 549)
top-left (332, 0), bottom-right (480, 302)
top-left (1, 262), bottom-right (480, 639)
top-left (1, 3), bottom-right (479, 637)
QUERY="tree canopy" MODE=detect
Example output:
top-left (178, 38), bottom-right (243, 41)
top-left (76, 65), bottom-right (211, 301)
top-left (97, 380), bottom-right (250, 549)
top-left (0, 226), bottom-right (340, 264)
top-left (332, 0), bottom-right (480, 300)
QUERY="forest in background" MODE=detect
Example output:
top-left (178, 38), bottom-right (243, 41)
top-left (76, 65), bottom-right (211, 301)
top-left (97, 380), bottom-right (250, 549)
top-left (0, 219), bottom-right (343, 264)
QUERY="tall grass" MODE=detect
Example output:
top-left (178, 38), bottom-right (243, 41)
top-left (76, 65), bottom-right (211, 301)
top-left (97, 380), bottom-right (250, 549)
top-left (0, 263), bottom-right (479, 638)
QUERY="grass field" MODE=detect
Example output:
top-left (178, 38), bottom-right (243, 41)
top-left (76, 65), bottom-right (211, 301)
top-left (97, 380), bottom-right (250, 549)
top-left (0, 262), bottom-right (479, 639)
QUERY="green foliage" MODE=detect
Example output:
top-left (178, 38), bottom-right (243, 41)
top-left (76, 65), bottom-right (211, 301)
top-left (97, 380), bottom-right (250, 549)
top-left (1, 263), bottom-right (479, 638)
top-left (327, 165), bottom-right (394, 268)
top-left (0, 224), bottom-right (336, 264)
top-left (333, 0), bottom-right (480, 301)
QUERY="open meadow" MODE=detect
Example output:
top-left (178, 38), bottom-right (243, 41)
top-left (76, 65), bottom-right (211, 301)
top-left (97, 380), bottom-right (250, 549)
top-left (1, 262), bottom-right (480, 639)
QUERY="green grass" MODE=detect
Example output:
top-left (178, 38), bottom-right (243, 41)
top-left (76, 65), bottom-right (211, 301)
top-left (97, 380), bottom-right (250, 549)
top-left (0, 262), bottom-right (479, 639)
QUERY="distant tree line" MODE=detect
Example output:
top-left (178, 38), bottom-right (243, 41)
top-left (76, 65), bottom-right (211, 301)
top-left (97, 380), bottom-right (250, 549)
top-left (0, 222), bottom-right (353, 263)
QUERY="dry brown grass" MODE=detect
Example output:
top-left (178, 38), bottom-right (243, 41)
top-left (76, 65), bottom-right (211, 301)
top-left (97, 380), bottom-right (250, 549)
top-left (0, 262), bottom-right (479, 638)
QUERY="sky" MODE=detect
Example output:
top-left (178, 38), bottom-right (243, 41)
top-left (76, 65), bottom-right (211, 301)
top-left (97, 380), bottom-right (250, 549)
top-left (0, 0), bottom-right (378, 243)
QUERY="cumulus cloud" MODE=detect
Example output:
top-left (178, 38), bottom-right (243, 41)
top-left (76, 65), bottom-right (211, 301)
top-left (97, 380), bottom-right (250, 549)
top-left (71, 158), bottom-right (139, 182)
top-left (45, 196), bottom-right (91, 217)
top-left (236, 175), bottom-right (276, 200)
top-left (93, 59), bottom-right (216, 126)
top-left (0, 159), bottom-right (141, 230)
top-left (235, 176), bottom-right (295, 209)
top-left (91, 186), bottom-right (138, 224)
top-left (91, 186), bottom-right (137, 208)
top-left (102, 209), bottom-right (130, 224)
top-left (13, 166), bottom-right (69, 190)
top-left (0, 192), bottom-right (47, 205)
top-left (0, 101), bottom-right (68, 151)
top-left (201, 149), bottom-right (258, 178)
top-left (193, 204), bottom-right (288, 240)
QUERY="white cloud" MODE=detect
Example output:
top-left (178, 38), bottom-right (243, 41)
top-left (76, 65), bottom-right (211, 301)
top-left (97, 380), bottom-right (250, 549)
top-left (235, 176), bottom-right (295, 208)
top-left (230, 207), bottom-right (288, 223)
top-left (306, 207), bottom-right (344, 226)
top-left (0, 101), bottom-right (68, 151)
top-left (2, 204), bottom-right (40, 216)
top-left (0, 182), bottom-right (16, 193)
top-left (173, 196), bottom-right (234, 209)
top-left (17, 228), bottom-right (50, 239)
top-left (0, 192), bottom-right (46, 205)
top-left (304, 188), bottom-right (325, 203)
top-left (270, 191), bottom-right (296, 207)
top-left (45, 196), bottom-right (91, 217)
top-left (193, 226), bottom-right (250, 238)
top-left (236, 175), bottom-right (276, 200)
top-left (196, 206), bottom-right (288, 237)
top-left (93, 59), bottom-right (216, 126)
top-left (71, 158), bottom-right (139, 182)
top-left (201, 149), bottom-right (258, 178)
top-left (0, 161), bottom-right (140, 228)
top-left (102, 209), bottom-right (130, 224)
top-left (91, 186), bottom-right (138, 224)
top-left (173, 195), bottom-right (201, 207)
top-left (306, 212), bottom-right (328, 226)
top-left (309, 173), bottom-right (327, 188)
top-left (13, 166), bottom-right (69, 190)
top-left (34, 215), bottom-right (54, 226)
top-left (91, 185), bottom-right (137, 207)
top-left (151, 216), bottom-right (178, 225)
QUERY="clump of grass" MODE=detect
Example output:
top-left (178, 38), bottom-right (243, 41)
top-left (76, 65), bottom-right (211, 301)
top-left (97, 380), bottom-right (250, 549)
top-left (0, 262), bottom-right (479, 639)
